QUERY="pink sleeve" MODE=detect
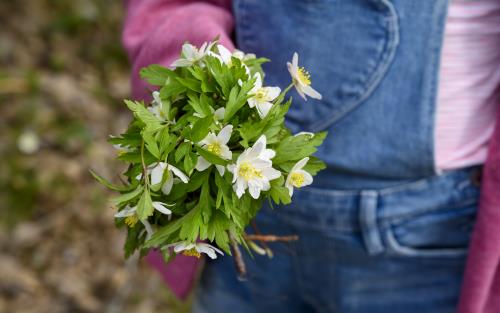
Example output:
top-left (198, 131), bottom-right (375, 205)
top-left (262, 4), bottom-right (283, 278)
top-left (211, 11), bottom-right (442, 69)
top-left (122, 0), bottom-right (234, 299)
top-left (458, 101), bottom-right (500, 313)
top-left (122, 0), bottom-right (235, 100)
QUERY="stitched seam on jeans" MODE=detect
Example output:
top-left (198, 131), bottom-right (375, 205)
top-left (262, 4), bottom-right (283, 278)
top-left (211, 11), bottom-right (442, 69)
top-left (310, 0), bottom-right (400, 132)
top-left (381, 197), bottom-right (478, 227)
top-left (384, 226), bottom-right (468, 258)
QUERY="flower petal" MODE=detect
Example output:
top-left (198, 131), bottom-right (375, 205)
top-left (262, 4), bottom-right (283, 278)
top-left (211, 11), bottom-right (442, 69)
top-left (141, 219), bottom-right (154, 240)
top-left (292, 157), bottom-right (309, 172)
top-left (215, 164), bottom-right (225, 176)
top-left (171, 58), bottom-right (193, 68)
top-left (161, 174), bottom-right (174, 195)
top-left (302, 85), bottom-right (322, 100)
top-left (217, 44), bottom-right (232, 64)
top-left (292, 52), bottom-right (299, 69)
top-left (196, 245), bottom-right (217, 259)
top-left (214, 107), bottom-right (225, 120)
top-left (248, 183), bottom-right (261, 199)
top-left (152, 202), bottom-right (173, 215)
top-left (253, 72), bottom-right (263, 89)
top-left (217, 125), bottom-right (233, 144)
top-left (168, 164), bottom-right (189, 183)
top-left (195, 156), bottom-right (211, 171)
top-left (150, 163), bottom-right (166, 186)
top-left (114, 205), bottom-right (137, 218)
top-left (265, 86), bottom-right (281, 101)
top-left (256, 101), bottom-right (273, 119)
top-left (174, 241), bottom-right (194, 253)
top-left (219, 145), bottom-right (232, 160)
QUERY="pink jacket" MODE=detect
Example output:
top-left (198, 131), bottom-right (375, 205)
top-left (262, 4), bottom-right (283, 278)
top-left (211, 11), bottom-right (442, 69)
top-left (122, 1), bottom-right (500, 311)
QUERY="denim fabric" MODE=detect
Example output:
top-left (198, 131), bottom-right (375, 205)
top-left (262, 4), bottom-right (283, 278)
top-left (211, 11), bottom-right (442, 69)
top-left (233, 0), bottom-right (450, 188)
top-left (192, 1), bottom-right (476, 312)
top-left (193, 167), bottom-right (480, 313)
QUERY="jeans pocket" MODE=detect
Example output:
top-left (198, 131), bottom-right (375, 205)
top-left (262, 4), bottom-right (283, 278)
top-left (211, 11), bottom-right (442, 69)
top-left (233, 0), bottom-right (400, 132)
top-left (384, 200), bottom-right (478, 258)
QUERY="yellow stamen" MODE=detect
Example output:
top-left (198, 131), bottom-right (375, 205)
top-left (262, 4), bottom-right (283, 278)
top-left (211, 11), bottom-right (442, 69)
top-left (206, 142), bottom-right (222, 156)
top-left (297, 67), bottom-right (311, 86)
top-left (254, 88), bottom-right (268, 101)
top-left (182, 248), bottom-right (201, 258)
top-left (290, 172), bottom-right (305, 187)
top-left (239, 162), bottom-right (263, 181)
top-left (124, 215), bottom-right (138, 227)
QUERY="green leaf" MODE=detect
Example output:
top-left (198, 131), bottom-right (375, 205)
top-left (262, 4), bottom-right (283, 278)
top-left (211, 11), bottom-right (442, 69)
top-left (142, 130), bottom-right (160, 159)
top-left (89, 169), bottom-right (131, 192)
top-left (269, 177), bottom-right (291, 205)
top-left (273, 132), bottom-right (327, 164)
top-left (175, 142), bottom-right (191, 163)
top-left (111, 186), bottom-right (143, 206)
top-left (124, 226), bottom-right (141, 258)
top-left (187, 93), bottom-right (213, 118)
top-left (183, 151), bottom-right (197, 174)
top-left (157, 127), bottom-right (172, 156)
top-left (159, 79), bottom-right (187, 99)
top-left (223, 78), bottom-right (254, 122)
top-left (179, 205), bottom-right (203, 241)
top-left (187, 170), bottom-right (210, 192)
top-left (136, 188), bottom-right (154, 220)
top-left (140, 64), bottom-right (176, 86)
top-left (124, 100), bottom-right (162, 131)
top-left (145, 206), bottom-right (199, 248)
top-left (200, 180), bottom-right (212, 224)
top-left (176, 77), bottom-right (202, 93)
top-left (190, 115), bottom-right (213, 142)
top-left (195, 145), bottom-right (228, 166)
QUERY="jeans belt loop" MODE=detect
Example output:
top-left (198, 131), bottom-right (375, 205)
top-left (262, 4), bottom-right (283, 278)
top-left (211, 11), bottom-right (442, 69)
top-left (359, 190), bottom-right (385, 255)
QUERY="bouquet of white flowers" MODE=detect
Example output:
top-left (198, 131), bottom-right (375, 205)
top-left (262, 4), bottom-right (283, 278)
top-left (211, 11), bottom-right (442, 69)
top-left (92, 39), bottom-right (326, 275)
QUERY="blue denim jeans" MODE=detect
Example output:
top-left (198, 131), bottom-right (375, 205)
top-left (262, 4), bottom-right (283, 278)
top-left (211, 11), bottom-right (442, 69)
top-left (192, 166), bottom-right (480, 313)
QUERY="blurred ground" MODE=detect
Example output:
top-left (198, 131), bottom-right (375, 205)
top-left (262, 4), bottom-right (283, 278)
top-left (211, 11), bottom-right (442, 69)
top-left (0, 1), bottom-right (189, 312)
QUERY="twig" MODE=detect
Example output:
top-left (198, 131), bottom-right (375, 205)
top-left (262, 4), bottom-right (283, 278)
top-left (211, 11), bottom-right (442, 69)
top-left (229, 232), bottom-right (247, 281)
top-left (244, 234), bottom-right (299, 242)
top-left (251, 220), bottom-right (272, 253)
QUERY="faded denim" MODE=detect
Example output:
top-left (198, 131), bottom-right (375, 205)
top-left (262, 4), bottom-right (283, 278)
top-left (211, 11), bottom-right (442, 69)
top-left (193, 1), bottom-right (479, 312)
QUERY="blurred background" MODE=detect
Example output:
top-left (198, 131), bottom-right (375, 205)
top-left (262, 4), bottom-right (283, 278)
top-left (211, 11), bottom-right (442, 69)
top-left (0, 1), bottom-right (189, 312)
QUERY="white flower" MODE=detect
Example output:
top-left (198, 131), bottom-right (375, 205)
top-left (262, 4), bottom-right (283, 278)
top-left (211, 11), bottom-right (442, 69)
top-left (232, 49), bottom-right (256, 62)
top-left (148, 162), bottom-right (189, 195)
top-left (247, 73), bottom-right (281, 118)
top-left (196, 125), bottom-right (233, 175)
top-left (214, 107), bottom-right (225, 120)
top-left (171, 41), bottom-right (214, 68)
top-left (165, 241), bottom-right (224, 259)
top-left (287, 52), bottom-right (322, 101)
top-left (147, 91), bottom-right (169, 121)
top-left (285, 157), bottom-right (313, 196)
top-left (115, 202), bottom-right (173, 239)
top-left (210, 45), bottom-right (251, 76)
top-left (227, 135), bottom-right (281, 199)
top-left (192, 107), bottom-right (225, 121)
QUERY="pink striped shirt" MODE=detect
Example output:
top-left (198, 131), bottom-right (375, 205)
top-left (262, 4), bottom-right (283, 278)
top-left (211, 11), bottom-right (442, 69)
top-left (435, 0), bottom-right (500, 171)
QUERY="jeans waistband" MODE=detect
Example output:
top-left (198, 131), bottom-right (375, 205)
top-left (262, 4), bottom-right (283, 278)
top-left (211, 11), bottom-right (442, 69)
top-left (272, 165), bottom-right (481, 233)
top-left (270, 165), bottom-right (481, 256)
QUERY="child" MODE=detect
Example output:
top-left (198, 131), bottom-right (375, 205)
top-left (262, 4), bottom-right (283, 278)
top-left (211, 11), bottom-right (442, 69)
top-left (123, 1), bottom-right (500, 312)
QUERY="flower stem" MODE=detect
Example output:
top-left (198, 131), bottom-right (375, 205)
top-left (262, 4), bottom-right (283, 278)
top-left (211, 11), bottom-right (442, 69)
top-left (229, 232), bottom-right (247, 281)
top-left (140, 139), bottom-right (149, 188)
top-left (244, 234), bottom-right (299, 242)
